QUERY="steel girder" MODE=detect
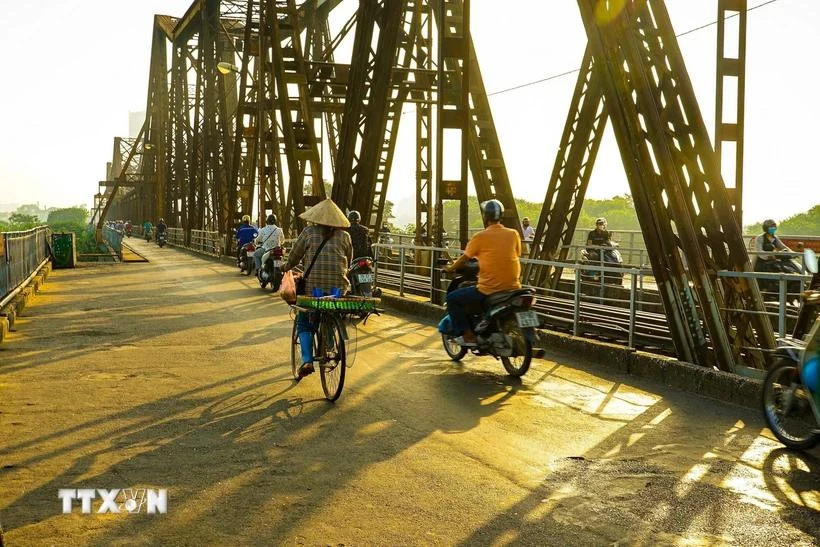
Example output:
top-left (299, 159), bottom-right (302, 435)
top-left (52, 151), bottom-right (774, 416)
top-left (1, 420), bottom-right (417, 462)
top-left (575, 0), bottom-right (773, 371)
top-left (434, 0), bottom-right (470, 248)
top-left (715, 0), bottom-right (747, 225)
top-left (268, 0), bottom-right (326, 232)
top-left (330, 0), bottom-right (404, 226)
top-left (525, 48), bottom-right (608, 290)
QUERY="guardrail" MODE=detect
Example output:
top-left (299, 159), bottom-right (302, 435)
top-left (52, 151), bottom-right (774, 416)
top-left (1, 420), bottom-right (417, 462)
top-left (102, 226), bottom-right (123, 258)
top-left (372, 242), bottom-right (811, 353)
top-left (1, 226), bottom-right (50, 307)
top-left (123, 227), bottom-right (811, 353)
top-left (166, 228), bottom-right (224, 256)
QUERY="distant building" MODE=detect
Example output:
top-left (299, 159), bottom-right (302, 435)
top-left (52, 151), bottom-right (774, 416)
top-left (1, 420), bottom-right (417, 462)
top-left (129, 111), bottom-right (146, 139)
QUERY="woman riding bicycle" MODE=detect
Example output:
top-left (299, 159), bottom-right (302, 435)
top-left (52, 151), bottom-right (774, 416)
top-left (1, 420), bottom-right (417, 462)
top-left (282, 199), bottom-right (353, 378)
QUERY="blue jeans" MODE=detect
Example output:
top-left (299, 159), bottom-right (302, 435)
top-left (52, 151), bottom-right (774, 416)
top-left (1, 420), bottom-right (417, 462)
top-left (297, 311), bottom-right (318, 364)
top-left (446, 286), bottom-right (485, 336)
top-left (253, 247), bottom-right (266, 271)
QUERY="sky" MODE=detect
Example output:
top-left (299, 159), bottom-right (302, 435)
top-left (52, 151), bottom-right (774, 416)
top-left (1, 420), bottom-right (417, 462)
top-left (0, 0), bottom-right (817, 228)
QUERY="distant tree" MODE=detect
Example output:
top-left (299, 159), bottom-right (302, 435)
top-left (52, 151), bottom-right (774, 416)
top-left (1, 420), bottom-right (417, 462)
top-left (745, 204), bottom-right (820, 236)
top-left (8, 213), bottom-right (41, 230)
top-left (15, 203), bottom-right (51, 221)
top-left (48, 207), bottom-right (88, 225)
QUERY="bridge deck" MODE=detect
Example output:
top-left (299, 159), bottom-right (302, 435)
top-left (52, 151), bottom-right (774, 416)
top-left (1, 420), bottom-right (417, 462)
top-left (0, 240), bottom-right (817, 544)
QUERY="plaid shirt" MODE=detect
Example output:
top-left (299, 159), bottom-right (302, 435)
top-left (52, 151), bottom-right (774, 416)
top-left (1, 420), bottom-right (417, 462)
top-left (285, 225), bottom-right (352, 294)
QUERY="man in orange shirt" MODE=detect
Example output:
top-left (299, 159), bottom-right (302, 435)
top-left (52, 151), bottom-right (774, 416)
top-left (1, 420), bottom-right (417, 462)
top-left (444, 199), bottom-right (522, 345)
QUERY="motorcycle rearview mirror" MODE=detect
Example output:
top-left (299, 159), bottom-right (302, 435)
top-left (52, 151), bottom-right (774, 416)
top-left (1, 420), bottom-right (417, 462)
top-left (804, 249), bottom-right (818, 274)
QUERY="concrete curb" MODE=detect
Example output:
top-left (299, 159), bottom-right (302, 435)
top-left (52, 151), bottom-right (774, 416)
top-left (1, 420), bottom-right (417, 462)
top-left (379, 292), bottom-right (762, 410)
top-left (0, 262), bottom-right (51, 344)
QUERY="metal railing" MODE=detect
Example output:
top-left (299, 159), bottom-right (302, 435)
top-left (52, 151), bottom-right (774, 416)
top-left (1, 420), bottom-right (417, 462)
top-left (717, 269), bottom-right (812, 338)
top-left (102, 226), bottom-right (123, 258)
top-left (165, 228), bottom-right (224, 257)
top-left (1, 226), bottom-right (50, 306)
top-left (372, 242), bottom-right (812, 353)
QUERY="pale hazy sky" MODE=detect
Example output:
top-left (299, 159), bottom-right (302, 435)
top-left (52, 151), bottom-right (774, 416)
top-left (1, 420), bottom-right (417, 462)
top-left (1, 0), bottom-right (817, 227)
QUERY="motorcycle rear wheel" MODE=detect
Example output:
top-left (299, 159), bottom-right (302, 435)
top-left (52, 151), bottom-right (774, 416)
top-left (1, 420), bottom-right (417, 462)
top-left (442, 334), bottom-right (468, 361)
top-left (500, 321), bottom-right (533, 377)
top-left (762, 358), bottom-right (820, 450)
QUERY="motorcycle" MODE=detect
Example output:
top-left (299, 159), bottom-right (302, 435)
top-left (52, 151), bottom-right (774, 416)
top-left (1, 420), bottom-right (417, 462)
top-left (156, 231), bottom-right (167, 248)
top-left (761, 249), bottom-right (820, 450)
top-left (237, 242), bottom-right (255, 275)
top-left (348, 256), bottom-right (382, 298)
top-left (754, 254), bottom-right (802, 299)
top-left (580, 242), bottom-right (624, 285)
top-left (257, 246), bottom-right (285, 290)
top-left (144, 229), bottom-right (152, 242)
top-left (125, 226), bottom-right (132, 238)
top-left (438, 259), bottom-right (539, 377)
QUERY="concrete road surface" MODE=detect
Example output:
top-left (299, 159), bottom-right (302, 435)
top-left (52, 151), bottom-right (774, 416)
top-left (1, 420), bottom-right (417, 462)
top-left (1, 239), bottom-right (818, 546)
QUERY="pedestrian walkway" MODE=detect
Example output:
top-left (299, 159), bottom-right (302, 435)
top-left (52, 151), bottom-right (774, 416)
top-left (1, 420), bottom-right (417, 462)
top-left (120, 240), bottom-right (148, 262)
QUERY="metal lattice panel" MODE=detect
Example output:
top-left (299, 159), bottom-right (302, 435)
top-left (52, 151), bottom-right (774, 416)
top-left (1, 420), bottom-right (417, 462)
top-left (577, 0), bottom-right (773, 370)
top-left (527, 48), bottom-right (608, 289)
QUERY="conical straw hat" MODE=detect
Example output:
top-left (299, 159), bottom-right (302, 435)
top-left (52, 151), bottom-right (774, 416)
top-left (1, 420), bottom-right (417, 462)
top-left (299, 198), bottom-right (350, 228)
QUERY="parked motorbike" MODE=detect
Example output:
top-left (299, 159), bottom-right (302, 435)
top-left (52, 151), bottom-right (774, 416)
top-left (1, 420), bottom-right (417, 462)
top-left (438, 259), bottom-right (538, 377)
top-left (761, 249), bottom-right (820, 450)
top-left (156, 231), bottom-right (167, 248)
top-left (348, 256), bottom-right (381, 298)
top-left (257, 246), bottom-right (285, 290)
top-left (237, 242), bottom-right (255, 275)
top-left (580, 242), bottom-right (624, 285)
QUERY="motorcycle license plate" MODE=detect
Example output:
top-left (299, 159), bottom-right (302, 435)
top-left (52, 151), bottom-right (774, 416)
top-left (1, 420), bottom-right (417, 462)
top-left (357, 273), bottom-right (374, 283)
top-left (515, 310), bottom-right (539, 328)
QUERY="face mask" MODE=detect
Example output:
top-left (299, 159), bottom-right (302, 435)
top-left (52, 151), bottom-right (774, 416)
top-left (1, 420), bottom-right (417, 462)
top-left (767, 227), bottom-right (776, 235)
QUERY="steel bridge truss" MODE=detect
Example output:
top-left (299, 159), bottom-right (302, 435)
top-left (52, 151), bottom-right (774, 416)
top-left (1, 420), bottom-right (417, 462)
top-left (100, 0), bottom-right (773, 370)
top-left (526, 0), bottom-right (771, 371)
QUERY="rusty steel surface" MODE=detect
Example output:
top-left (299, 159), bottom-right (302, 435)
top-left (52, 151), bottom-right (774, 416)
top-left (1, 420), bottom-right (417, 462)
top-left (576, 0), bottom-right (773, 371)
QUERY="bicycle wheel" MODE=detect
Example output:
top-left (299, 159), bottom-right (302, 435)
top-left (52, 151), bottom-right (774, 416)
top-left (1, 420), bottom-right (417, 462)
top-left (290, 320), bottom-right (305, 381)
top-left (318, 315), bottom-right (346, 401)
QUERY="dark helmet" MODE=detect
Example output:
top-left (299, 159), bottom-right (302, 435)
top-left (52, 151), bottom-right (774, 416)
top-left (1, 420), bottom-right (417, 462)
top-left (348, 210), bottom-right (361, 223)
top-left (480, 199), bottom-right (504, 223)
top-left (762, 219), bottom-right (777, 232)
top-left (266, 214), bottom-right (277, 225)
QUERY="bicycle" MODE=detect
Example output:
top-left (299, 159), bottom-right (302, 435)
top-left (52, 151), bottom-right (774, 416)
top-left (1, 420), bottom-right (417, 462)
top-left (290, 296), bottom-right (380, 401)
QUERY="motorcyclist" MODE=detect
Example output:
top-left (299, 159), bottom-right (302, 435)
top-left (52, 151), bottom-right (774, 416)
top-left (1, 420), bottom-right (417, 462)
top-left (155, 218), bottom-right (167, 238)
top-left (586, 217), bottom-right (613, 250)
top-left (754, 219), bottom-right (797, 273)
top-left (254, 214), bottom-right (285, 272)
top-left (443, 199), bottom-right (521, 346)
top-left (235, 214), bottom-right (259, 265)
top-left (346, 210), bottom-right (372, 259)
top-left (142, 220), bottom-right (153, 240)
top-left (282, 199), bottom-right (353, 377)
